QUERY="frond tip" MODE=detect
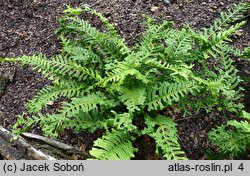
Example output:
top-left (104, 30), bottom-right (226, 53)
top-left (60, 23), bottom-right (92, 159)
top-left (89, 129), bottom-right (138, 160)
top-left (208, 120), bottom-right (250, 157)
top-left (143, 115), bottom-right (188, 160)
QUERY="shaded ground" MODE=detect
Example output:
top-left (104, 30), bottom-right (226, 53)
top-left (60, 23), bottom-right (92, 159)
top-left (0, 0), bottom-right (249, 159)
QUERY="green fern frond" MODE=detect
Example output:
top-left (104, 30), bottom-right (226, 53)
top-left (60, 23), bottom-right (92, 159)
top-left (146, 81), bottom-right (197, 111)
top-left (62, 44), bottom-right (100, 64)
top-left (200, 3), bottom-right (249, 40)
top-left (12, 113), bottom-right (40, 135)
top-left (143, 58), bottom-right (194, 80)
top-left (67, 110), bottom-right (109, 133)
top-left (63, 5), bottom-right (84, 16)
top-left (143, 115), bottom-right (188, 160)
top-left (209, 120), bottom-right (250, 157)
top-left (13, 112), bottom-right (65, 137)
top-left (57, 15), bottom-right (97, 39)
top-left (57, 15), bottom-right (129, 58)
top-left (59, 93), bottom-right (107, 117)
top-left (110, 111), bottom-right (137, 132)
top-left (143, 58), bottom-right (172, 70)
top-left (200, 21), bottom-right (246, 58)
top-left (0, 57), bottom-right (16, 62)
top-left (209, 56), bottom-right (244, 112)
top-left (64, 5), bottom-right (116, 33)
top-left (242, 47), bottom-right (250, 59)
top-left (197, 2), bottom-right (249, 58)
top-left (241, 110), bottom-right (250, 120)
top-left (26, 81), bottom-right (85, 113)
top-left (82, 6), bottom-right (117, 34)
top-left (103, 61), bottom-right (148, 86)
top-left (39, 113), bottom-right (68, 137)
top-left (26, 93), bottom-right (111, 136)
top-left (119, 87), bottom-right (146, 112)
top-left (212, 21), bottom-right (245, 44)
top-left (17, 54), bottom-right (101, 81)
top-left (173, 30), bottom-right (193, 58)
top-left (138, 18), bottom-right (173, 52)
top-left (159, 28), bottom-right (194, 62)
top-left (89, 129), bottom-right (138, 160)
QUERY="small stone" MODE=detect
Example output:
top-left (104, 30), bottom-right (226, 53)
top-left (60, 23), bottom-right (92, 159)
top-left (193, 137), bottom-right (199, 147)
top-left (150, 6), bottom-right (159, 12)
top-left (219, 2), bottom-right (224, 6)
top-left (190, 132), bottom-right (194, 138)
top-left (204, 116), bottom-right (209, 121)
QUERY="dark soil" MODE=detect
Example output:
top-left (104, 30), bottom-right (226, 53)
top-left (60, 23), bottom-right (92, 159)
top-left (0, 0), bottom-right (249, 160)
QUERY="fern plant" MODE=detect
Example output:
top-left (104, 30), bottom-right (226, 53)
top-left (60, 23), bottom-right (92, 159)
top-left (1, 2), bottom-right (249, 160)
top-left (208, 111), bottom-right (250, 158)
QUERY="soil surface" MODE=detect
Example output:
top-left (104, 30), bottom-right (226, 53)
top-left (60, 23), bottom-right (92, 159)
top-left (0, 0), bottom-right (249, 160)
